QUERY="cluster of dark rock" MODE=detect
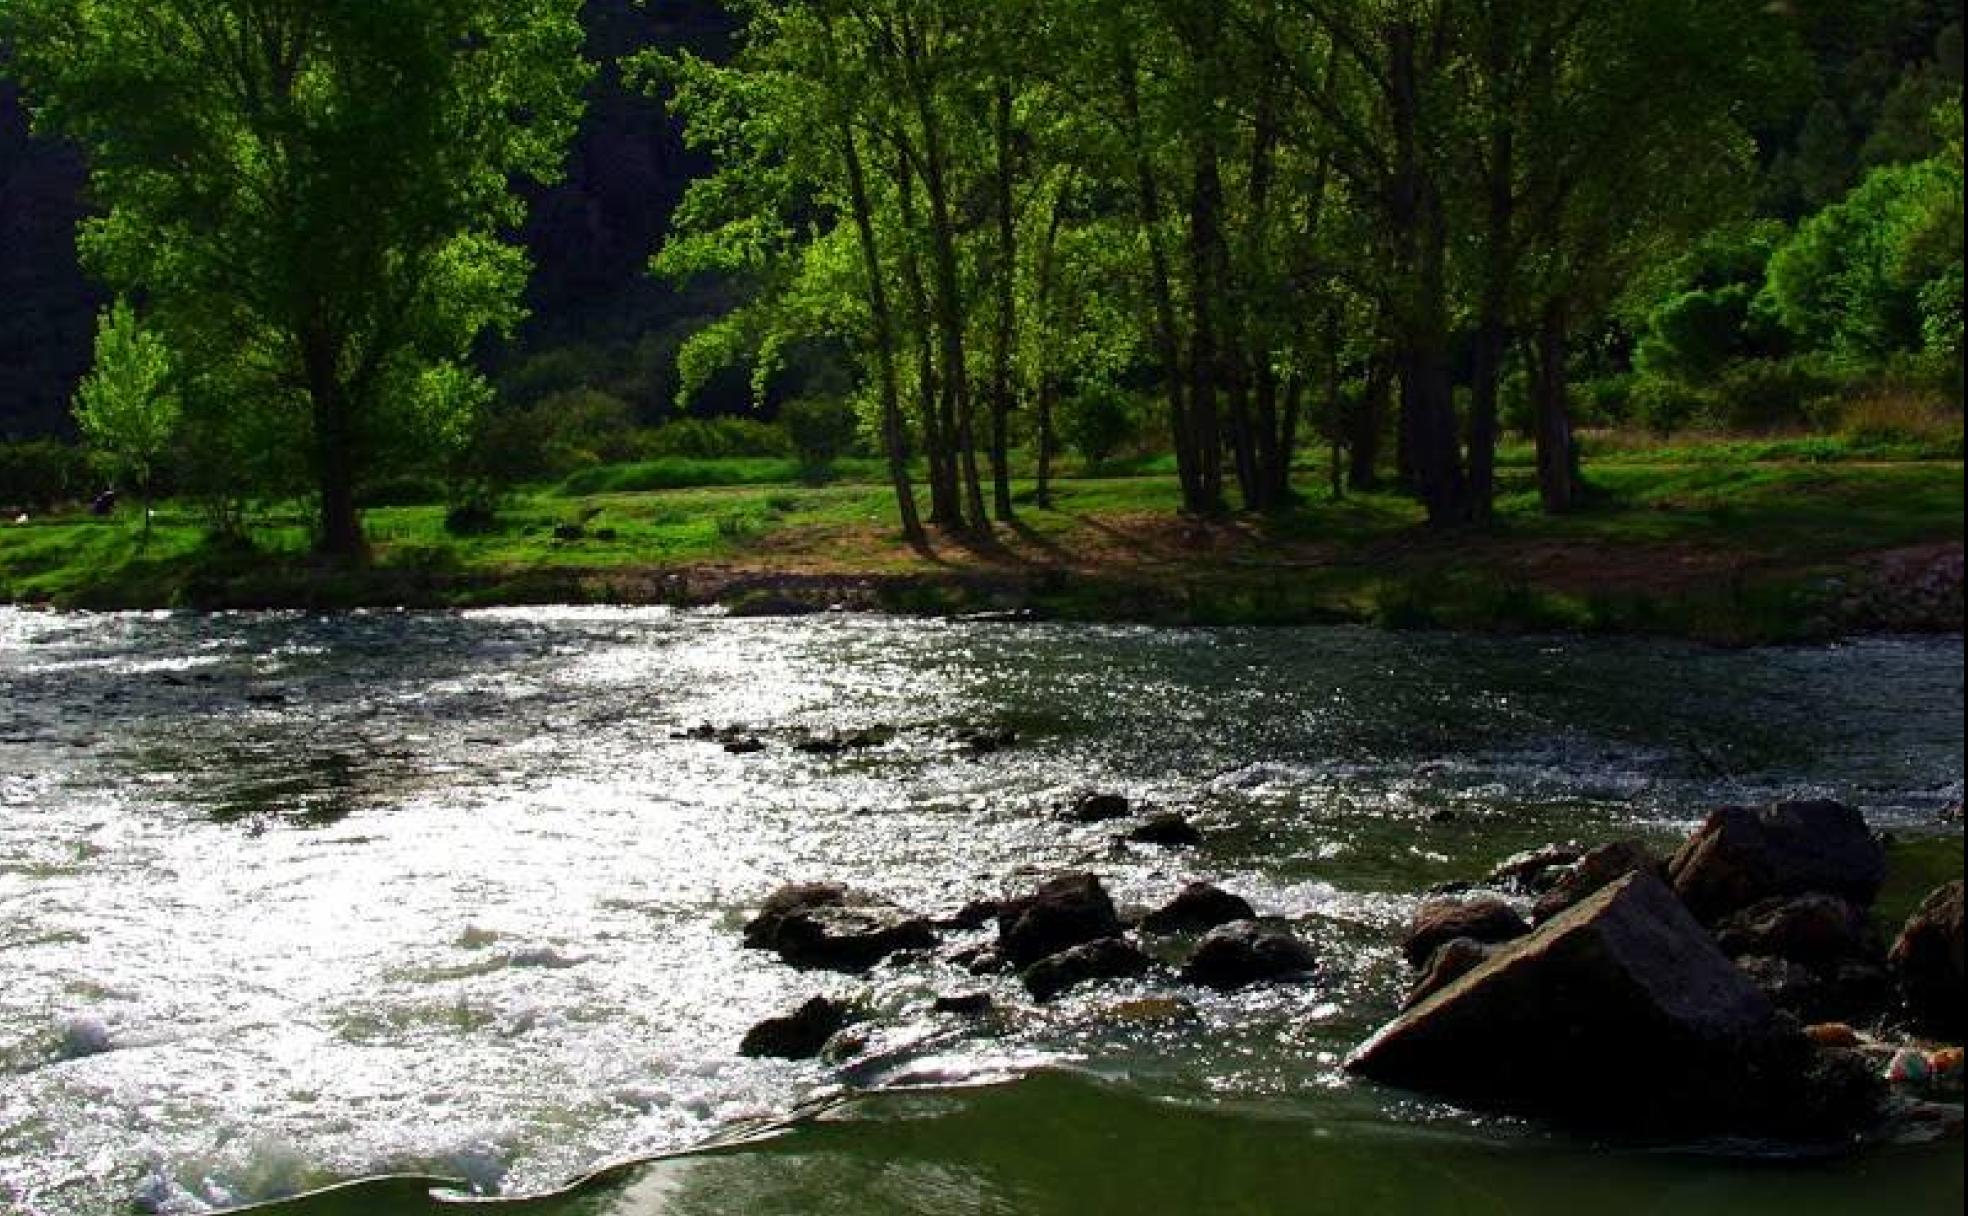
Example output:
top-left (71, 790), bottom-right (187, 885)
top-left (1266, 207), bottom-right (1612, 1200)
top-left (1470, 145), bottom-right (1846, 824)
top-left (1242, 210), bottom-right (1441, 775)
top-left (1353, 800), bottom-right (1964, 1139)
top-left (731, 792), bottom-right (1961, 1148)
top-left (675, 721), bottom-right (1011, 758)
top-left (736, 870), bottom-right (1314, 1059)
top-left (1063, 792), bottom-right (1205, 849)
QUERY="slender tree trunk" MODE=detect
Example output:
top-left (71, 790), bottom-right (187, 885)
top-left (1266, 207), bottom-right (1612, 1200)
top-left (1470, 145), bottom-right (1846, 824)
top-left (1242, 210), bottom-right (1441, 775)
top-left (988, 78), bottom-right (1018, 522)
top-left (1386, 20), bottom-right (1466, 528)
top-left (1184, 132), bottom-right (1229, 515)
top-left (1325, 310), bottom-right (1345, 501)
top-left (304, 334), bottom-right (364, 558)
top-left (1033, 179), bottom-right (1069, 511)
top-left (893, 152), bottom-right (959, 528)
top-left (837, 116), bottom-right (923, 545)
top-left (1116, 47), bottom-right (1197, 512)
top-left (1468, 94), bottom-right (1516, 525)
top-left (1350, 357), bottom-right (1390, 490)
top-left (1533, 298), bottom-right (1578, 514)
top-left (907, 52), bottom-right (987, 533)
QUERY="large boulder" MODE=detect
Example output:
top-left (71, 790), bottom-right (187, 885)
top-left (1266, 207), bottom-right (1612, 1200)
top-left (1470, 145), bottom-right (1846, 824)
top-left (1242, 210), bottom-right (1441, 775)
top-left (1348, 872), bottom-right (1880, 1136)
top-left (1531, 840), bottom-right (1660, 924)
top-left (1889, 880), bottom-right (1964, 1037)
top-left (996, 873), bottom-right (1125, 968)
top-left (743, 883), bottom-right (936, 972)
top-left (1180, 921), bottom-right (1318, 991)
top-left (1666, 801), bottom-right (1885, 924)
top-left (1140, 882), bottom-right (1256, 935)
top-left (1022, 937), bottom-right (1151, 1001)
top-left (1401, 895), bottom-right (1530, 968)
top-left (739, 996), bottom-right (850, 1059)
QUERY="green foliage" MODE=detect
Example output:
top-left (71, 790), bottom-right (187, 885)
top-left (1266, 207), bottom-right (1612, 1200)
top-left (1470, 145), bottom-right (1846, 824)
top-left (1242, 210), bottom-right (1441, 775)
top-left (0, 441), bottom-right (92, 512)
top-left (1059, 385), bottom-right (1140, 471)
top-left (1764, 151), bottom-right (1964, 368)
top-left (641, 417), bottom-right (792, 461)
top-left (73, 300), bottom-right (181, 503)
top-left (1, 0), bottom-right (591, 551)
top-left (779, 397), bottom-right (861, 472)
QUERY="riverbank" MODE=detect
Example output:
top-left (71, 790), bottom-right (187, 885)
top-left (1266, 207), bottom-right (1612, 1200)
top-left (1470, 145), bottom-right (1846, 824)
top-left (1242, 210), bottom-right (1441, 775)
top-left (3, 460), bottom-right (1961, 641)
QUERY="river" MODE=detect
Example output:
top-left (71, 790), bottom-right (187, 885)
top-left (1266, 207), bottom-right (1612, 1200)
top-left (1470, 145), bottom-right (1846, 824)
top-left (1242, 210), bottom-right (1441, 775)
top-left (0, 608), bottom-right (1960, 1214)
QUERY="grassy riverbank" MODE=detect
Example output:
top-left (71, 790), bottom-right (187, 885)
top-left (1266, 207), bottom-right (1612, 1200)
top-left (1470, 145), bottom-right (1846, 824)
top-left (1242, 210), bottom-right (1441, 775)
top-left (3, 454), bottom-right (1961, 642)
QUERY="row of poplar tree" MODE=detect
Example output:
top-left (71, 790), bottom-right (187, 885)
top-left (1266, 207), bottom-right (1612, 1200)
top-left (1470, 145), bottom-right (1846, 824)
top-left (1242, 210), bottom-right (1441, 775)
top-left (654, 0), bottom-right (1791, 542)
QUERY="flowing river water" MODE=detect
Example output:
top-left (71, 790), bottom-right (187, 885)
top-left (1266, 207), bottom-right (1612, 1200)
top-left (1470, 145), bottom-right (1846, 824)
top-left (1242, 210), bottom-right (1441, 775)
top-left (0, 607), bottom-right (1960, 1215)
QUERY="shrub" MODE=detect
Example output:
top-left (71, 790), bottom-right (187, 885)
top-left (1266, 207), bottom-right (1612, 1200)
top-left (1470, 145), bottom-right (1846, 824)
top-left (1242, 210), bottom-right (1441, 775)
top-left (0, 440), bottom-right (93, 511)
top-left (1060, 384), bottom-right (1138, 470)
top-left (1836, 389), bottom-right (1965, 454)
top-left (639, 416), bottom-right (791, 460)
top-left (779, 396), bottom-right (861, 472)
top-left (1708, 359), bottom-right (1842, 432)
top-left (1628, 377), bottom-right (1714, 436)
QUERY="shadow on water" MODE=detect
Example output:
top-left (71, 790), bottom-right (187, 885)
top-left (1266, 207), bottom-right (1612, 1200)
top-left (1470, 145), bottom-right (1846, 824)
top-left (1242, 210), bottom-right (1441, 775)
top-left (242, 1071), bottom-right (1964, 1216)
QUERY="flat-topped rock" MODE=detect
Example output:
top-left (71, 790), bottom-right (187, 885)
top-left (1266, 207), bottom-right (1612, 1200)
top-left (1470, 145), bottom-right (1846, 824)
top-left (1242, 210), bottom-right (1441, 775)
top-left (1667, 800), bottom-right (1885, 923)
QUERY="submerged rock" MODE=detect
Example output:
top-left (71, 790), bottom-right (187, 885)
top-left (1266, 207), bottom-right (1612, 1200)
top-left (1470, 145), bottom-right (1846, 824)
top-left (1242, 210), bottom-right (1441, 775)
top-left (1484, 843), bottom-right (1585, 895)
top-left (997, 873), bottom-right (1124, 968)
top-left (1401, 895), bottom-right (1529, 968)
top-left (1023, 937), bottom-right (1151, 1001)
top-left (1140, 882), bottom-right (1256, 935)
top-left (1889, 880), bottom-right (1964, 1037)
top-left (1125, 813), bottom-right (1203, 848)
top-left (1531, 840), bottom-right (1660, 924)
top-left (1068, 793), bottom-right (1132, 823)
top-left (743, 883), bottom-right (936, 972)
top-left (932, 992), bottom-right (994, 1017)
top-left (739, 996), bottom-right (850, 1059)
top-left (1667, 800), bottom-right (1885, 924)
top-left (1180, 920), bottom-right (1318, 991)
top-left (1349, 872), bottom-right (1882, 1137)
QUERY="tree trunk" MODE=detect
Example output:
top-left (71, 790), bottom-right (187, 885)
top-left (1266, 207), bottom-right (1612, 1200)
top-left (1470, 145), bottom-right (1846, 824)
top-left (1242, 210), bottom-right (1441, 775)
top-left (305, 335), bottom-right (364, 558)
top-left (1533, 298), bottom-right (1578, 514)
top-left (1350, 358), bottom-right (1390, 490)
top-left (988, 78), bottom-right (1018, 522)
top-left (893, 152), bottom-right (960, 529)
top-left (1386, 20), bottom-right (1466, 528)
top-left (837, 109), bottom-right (923, 545)
top-left (1033, 179), bottom-right (1069, 512)
top-left (1184, 131), bottom-right (1228, 515)
top-left (1116, 46), bottom-right (1197, 513)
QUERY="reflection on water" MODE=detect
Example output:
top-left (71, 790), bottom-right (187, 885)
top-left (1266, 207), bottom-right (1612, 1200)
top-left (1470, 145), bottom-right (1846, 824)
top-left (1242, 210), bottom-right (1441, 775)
top-left (0, 608), bottom-right (1959, 1215)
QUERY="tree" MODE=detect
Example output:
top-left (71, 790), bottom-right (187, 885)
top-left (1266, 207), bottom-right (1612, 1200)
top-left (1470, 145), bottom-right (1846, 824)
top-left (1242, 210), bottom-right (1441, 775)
top-left (73, 299), bottom-right (180, 545)
top-left (2, 0), bottom-right (590, 556)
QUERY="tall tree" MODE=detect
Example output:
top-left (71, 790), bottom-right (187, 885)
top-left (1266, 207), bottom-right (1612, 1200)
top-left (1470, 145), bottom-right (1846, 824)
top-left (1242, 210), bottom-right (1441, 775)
top-left (2, 0), bottom-right (589, 555)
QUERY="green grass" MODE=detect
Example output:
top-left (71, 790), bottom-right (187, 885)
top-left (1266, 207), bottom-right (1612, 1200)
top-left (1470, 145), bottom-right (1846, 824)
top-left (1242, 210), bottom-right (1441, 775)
top-left (3, 446), bottom-right (1960, 640)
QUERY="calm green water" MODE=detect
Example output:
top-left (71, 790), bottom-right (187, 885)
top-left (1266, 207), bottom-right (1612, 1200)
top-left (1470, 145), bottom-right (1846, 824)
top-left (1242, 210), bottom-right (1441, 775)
top-left (0, 608), bottom-right (1960, 1215)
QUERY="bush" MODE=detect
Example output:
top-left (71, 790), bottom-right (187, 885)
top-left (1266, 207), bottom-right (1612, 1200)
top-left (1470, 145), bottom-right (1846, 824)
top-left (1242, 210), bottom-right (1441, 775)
top-left (1628, 377), bottom-right (1713, 437)
top-left (778, 396), bottom-right (861, 472)
top-left (639, 416), bottom-right (791, 460)
top-left (0, 439), bottom-right (95, 511)
top-left (1708, 359), bottom-right (1842, 432)
top-left (1060, 384), bottom-right (1139, 470)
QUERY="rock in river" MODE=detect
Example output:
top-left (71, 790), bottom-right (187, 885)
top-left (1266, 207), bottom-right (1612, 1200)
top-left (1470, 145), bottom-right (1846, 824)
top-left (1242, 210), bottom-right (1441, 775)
top-left (1023, 937), bottom-right (1152, 1001)
top-left (1666, 800), bottom-right (1886, 924)
top-left (1889, 880), bottom-right (1964, 1037)
top-left (1349, 872), bottom-right (1882, 1137)
top-left (1401, 895), bottom-right (1529, 968)
top-left (1125, 812), bottom-right (1204, 848)
top-left (1140, 882), bottom-right (1256, 935)
top-left (743, 882), bottom-right (937, 972)
top-left (997, 873), bottom-right (1124, 968)
top-left (1067, 793), bottom-right (1132, 823)
top-left (739, 996), bottom-right (850, 1059)
top-left (1530, 839), bottom-right (1660, 924)
top-left (1180, 920), bottom-right (1318, 991)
